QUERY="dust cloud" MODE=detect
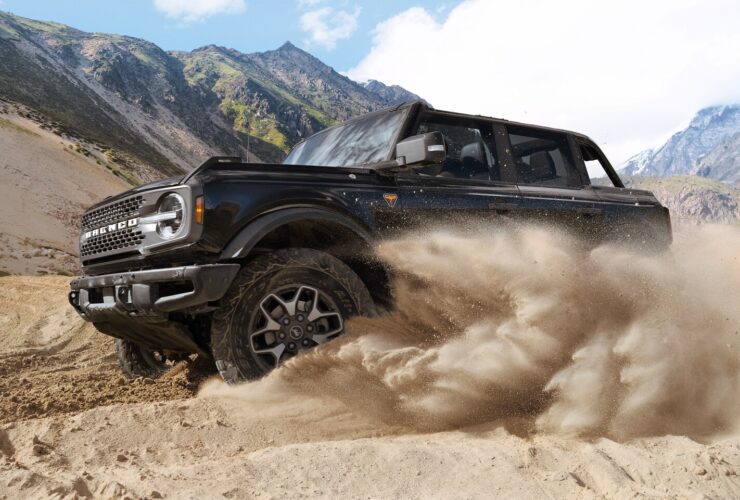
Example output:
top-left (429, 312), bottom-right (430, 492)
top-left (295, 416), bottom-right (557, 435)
top-left (202, 225), bottom-right (740, 441)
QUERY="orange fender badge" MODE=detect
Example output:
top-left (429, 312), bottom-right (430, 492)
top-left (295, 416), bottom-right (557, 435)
top-left (383, 193), bottom-right (398, 208)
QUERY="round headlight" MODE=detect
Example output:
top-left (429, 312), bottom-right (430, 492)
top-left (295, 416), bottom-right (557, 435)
top-left (156, 193), bottom-right (185, 239)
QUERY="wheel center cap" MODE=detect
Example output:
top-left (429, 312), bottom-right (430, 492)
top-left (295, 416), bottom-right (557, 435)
top-left (288, 325), bottom-right (304, 340)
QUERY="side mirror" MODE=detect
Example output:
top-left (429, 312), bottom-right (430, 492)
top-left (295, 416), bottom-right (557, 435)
top-left (395, 131), bottom-right (446, 168)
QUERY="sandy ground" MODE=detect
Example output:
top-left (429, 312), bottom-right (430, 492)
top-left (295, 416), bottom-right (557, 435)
top-left (0, 104), bottom-right (129, 276)
top-left (0, 277), bottom-right (203, 425)
top-left (1, 274), bottom-right (739, 499)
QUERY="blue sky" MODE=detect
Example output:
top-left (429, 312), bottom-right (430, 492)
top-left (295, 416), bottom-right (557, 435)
top-left (0, 0), bottom-right (453, 71)
top-left (2, 0), bottom-right (739, 163)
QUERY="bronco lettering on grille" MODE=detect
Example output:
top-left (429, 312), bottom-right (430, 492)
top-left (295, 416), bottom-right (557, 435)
top-left (83, 218), bottom-right (139, 240)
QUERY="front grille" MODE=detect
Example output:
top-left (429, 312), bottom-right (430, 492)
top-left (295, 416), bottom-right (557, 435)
top-left (81, 195), bottom-right (143, 230)
top-left (79, 185), bottom-right (192, 268)
top-left (80, 228), bottom-right (144, 257)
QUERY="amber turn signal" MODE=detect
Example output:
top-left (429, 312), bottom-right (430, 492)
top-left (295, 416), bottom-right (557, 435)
top-left (195, 196), bottom-right (204, 224)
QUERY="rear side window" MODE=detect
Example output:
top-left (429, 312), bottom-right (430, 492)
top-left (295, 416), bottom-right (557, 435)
top-left (507, 126), bottom-right (579, 187)
top-left (581, 143), bottom-right (616, 187)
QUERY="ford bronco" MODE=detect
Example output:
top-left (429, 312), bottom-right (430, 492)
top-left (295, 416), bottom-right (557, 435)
top-left (69, 101), bottom-right (672, 382)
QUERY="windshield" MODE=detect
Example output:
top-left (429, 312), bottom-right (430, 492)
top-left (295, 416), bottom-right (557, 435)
top-left (283, 109), bottom-right (408, 167)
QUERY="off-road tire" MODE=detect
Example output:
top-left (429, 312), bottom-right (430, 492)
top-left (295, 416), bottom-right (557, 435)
top-left (114, 338), bottom-right (169, 379)
top-left (211, 248), bottom-right (375, 383)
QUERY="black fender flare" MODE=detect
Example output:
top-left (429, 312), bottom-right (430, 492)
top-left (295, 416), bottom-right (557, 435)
top-left (220, 207), bottom-right (375, 260)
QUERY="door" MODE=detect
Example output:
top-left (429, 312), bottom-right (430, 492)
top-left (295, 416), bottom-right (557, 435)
top-left (372, 110), bottom-right (520, 236)
top-left (503, 124), bottom-right (605, 241)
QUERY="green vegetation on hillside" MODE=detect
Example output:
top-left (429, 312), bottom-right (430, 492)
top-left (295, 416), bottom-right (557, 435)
top-left (0, 23), bottom-right (19, 40)
top-left (220, 99), bottom-right (289, 151)
top-left (0, 117), bottom-right (39, 137)
top-left (178, 47), bottom-right (338, 161)
top-left (0, 11), bottom-right (423, 172)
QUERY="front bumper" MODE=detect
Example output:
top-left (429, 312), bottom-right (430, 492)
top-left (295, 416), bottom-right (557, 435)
top-left (69, 264), bottom-right (240, 354)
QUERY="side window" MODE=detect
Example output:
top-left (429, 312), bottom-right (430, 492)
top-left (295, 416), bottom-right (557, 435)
top-left (581, 143), bottom-right (616, 187)
top-left (507, 126), bottom-right (580, 187)
top-left (414, 114), bottom-right (499, 181)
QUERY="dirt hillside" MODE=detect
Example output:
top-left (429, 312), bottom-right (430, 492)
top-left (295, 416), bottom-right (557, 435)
top-left (0, 103), bottom-right (130, 276)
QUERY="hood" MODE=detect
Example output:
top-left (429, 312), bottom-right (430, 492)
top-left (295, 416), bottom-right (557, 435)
top-left (87, 176), bottom-right (183, 211)
top-left (128, 176), bottom-right (183, 193)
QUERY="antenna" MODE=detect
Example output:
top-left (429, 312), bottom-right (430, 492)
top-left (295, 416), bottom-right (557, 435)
top-left (247, 134), bottom-right (250, 163)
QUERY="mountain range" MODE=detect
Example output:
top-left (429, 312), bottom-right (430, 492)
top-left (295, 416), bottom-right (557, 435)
top-left (617, 104), bottom-right (740, 224)
top-left (0, 12), bottom-right (423, 181)
top-left (620, 104), bottom-right (740, 186)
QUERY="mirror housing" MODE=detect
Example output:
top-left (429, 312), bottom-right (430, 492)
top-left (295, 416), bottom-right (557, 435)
top-left (396, 131), bottom-right (446, 167)
top-left (373, 131), bottom-right (446, 174)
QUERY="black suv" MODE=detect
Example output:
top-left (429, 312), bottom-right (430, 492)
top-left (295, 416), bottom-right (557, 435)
top-left (69, 101), bottom-right (672, 382)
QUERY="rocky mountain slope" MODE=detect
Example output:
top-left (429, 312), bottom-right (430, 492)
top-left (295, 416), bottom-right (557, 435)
top-left (620, 104), bottom-right (740, 184)
top-left (0, 12), bottom-right (425, 180)
top-left (621, 175), bottom-right (739, 225)
top-left (692, 131), bottom-right (740, 185)
top-left (173, 42), bottom-right (424, 163)
top-left (0, 12), bottom-right (428, 275)
top-left (362, 79), bottom-right (431, 107)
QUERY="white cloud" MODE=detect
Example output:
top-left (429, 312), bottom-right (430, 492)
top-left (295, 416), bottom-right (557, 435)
top-left (154, 0), bottom-right (246, 23)
top-left (348, 0), bottom-right (740, 164)
top-left (300, 6), bottom-right (360, 50)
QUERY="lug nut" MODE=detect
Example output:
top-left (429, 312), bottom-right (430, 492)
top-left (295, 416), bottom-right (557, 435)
top-left (302, 339), bottom-right (310, 347)
top-left (306, 325), bottom-right (313, 332)
top-left (288, 342), bottom-right (296, 350)
top-left (278, 332), bottom-right (286, 340)
top-left (296, 314), bottom-right (304, 322)
top-left (282, 318), bottom-right (290, 325)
